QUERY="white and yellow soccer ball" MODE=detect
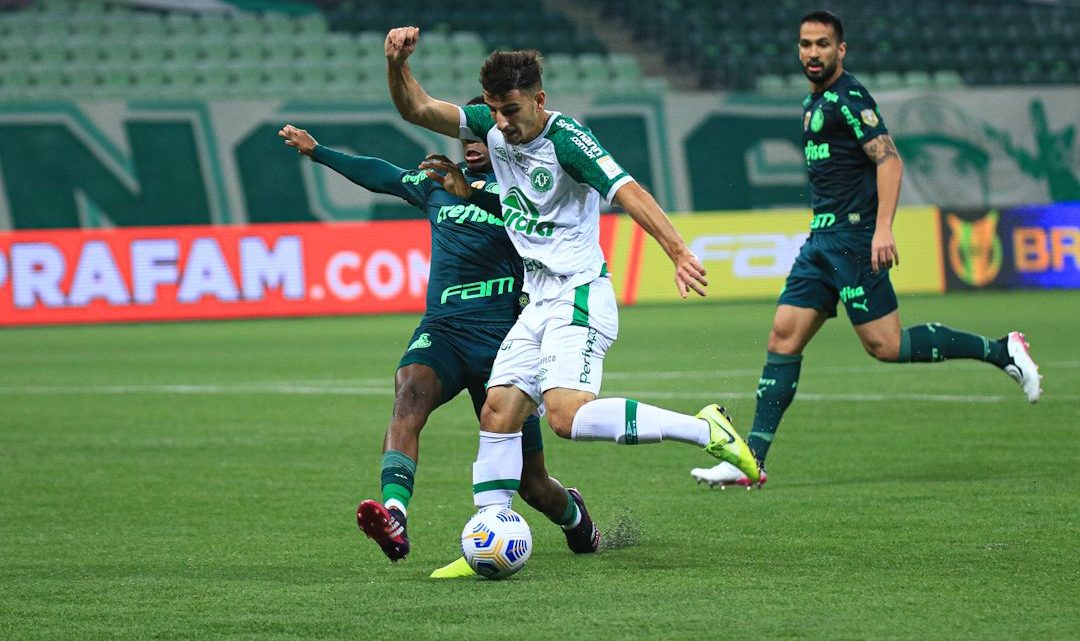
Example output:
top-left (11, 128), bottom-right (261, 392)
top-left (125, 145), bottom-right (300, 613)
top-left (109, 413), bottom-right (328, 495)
top-left (460, 506), bottom-right (532, 579)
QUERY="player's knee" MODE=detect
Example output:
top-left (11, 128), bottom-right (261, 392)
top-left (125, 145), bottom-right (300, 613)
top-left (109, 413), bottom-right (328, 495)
top-left (479, 399), bottom-right (518, 432)
top-left (863, 338), bottom-right (899, 362)
top-left (767, 327), bottom-right (799, 354)
top-left (393, 379), bottom-right (437, 421)
top-left (546, 408), bottom-right (576, 439)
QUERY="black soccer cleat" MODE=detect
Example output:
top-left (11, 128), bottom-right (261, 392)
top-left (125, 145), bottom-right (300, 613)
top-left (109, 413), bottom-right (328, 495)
top-left (563, 488), bottom-right (601, 554)
top-left (356, 499), bottom-right (410, 562)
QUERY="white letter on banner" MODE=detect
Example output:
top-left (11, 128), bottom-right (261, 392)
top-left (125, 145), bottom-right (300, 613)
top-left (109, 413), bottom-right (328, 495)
top-left (239, 236), bottom-right (304, 301)
top-left (69, 240), bottom-right (131, 306)
top-left (12, 243), bottom-right (65, 309)
top-left (0, 249), bottom-right (7, 288)
top-left (730, 234), bottom-right (806, 278)
top-left (406, 249), bottom-right (430, 297)
top-left (178, 237), bottom-right (239, 304)
top-left (326, 251), bottom-right (362, 300)
top-left (131, 238), bottom-right (179, 304)
top-left (365, 250), bottom-right (404, 299)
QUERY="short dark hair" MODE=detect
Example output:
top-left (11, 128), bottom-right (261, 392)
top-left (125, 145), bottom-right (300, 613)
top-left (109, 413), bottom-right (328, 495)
top-left (479, 50), bottom-right (543, 97)
top-left (466, 95), bottom-right (486, 106)
top-left (801, 10), bottom-right (844, 42)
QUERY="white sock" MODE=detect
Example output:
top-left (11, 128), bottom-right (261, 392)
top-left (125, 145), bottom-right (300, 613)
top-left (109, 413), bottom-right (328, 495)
top-left (472, 430), bottom-right (523, 508)
top-left (385, 499), bottom-right (407, 516)
top-left (570, 398), bottom-right (710, 446)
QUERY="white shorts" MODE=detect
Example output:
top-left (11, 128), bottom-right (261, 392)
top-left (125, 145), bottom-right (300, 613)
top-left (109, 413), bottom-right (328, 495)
top-left (488, 276), bottom-right (619, 408)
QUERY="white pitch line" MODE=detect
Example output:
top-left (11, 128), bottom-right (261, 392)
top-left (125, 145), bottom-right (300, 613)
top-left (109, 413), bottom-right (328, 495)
top-left (602, 390), bottom-right (1061, 403)
top-left (0, 384), bottom-right (1069, 403)
top-left (0, 384), bottom-right (392, 395)
top-left (603, 360), bottom-right (1080, 380)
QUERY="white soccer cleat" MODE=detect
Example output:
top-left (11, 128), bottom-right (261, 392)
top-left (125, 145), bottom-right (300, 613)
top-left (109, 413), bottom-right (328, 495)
top-left (691, 461), bottom-right (766, 490)
top-left (1004, 331), bottom-right (1042, 403)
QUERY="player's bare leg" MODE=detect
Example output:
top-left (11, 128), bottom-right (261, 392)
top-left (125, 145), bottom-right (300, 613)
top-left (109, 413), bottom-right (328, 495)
top-left (357, 364), bottom-right (442, 562)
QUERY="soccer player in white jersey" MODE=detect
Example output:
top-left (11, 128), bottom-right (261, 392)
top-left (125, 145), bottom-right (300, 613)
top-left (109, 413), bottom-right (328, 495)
top-left (384, 26), bottom-right (759, 567)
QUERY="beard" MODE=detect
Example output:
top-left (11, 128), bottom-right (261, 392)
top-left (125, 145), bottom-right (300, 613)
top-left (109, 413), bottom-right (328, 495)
top-left (803, 59), bottom-right (837, 83)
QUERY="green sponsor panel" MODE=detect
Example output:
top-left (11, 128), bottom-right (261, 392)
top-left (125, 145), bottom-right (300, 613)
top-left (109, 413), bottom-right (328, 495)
top-left (0, 120), bottom-right (210, 229)
top-left (583, 114), bottom-right (654, 191)
top-left (685, 112), bottom-right (806, 211)
top-left (235, 122), bottom-right (429, 223)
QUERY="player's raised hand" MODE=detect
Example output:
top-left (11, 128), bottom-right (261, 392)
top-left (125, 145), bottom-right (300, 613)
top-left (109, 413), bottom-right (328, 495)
top-left (870, 227), bottom-right (899, 273)
top-left (419, 154), bottom-right (472, 199)
top-left (385, 26), bottom-right (420, 65)
top-left (278, 124), bottom-right (317, 157)
top-left (674, 249), bottom-right (708, 298)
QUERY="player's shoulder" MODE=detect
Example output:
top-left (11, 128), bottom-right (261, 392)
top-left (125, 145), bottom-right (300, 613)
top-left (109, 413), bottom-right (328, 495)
top-left (544, 112), bottom-right (605, 161)
top-left (836, 71), bottom-right (877, 104)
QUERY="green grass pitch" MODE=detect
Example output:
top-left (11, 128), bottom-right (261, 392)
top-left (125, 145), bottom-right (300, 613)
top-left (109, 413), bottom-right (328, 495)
top-left (1, 290), bottom-right (1077, 640)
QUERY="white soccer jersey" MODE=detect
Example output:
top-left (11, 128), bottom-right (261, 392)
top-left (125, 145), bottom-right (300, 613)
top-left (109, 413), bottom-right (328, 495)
top-left (458, 104), bottom-right (634, 299)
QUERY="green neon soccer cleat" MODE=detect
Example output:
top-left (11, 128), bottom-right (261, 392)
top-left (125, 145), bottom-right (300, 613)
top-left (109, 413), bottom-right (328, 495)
top-left (429, 556), bottom-right (477, 579)
top-left (698, 404), bottom-right (760, 484)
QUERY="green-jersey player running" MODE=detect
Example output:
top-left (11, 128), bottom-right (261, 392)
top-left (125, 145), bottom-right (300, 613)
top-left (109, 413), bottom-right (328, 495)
top-left (278, 111), bottom-right (602, 577)
top-left (385, 26), bottom-right (760, 558)
top-left (691, 11), bottom-right (1042, 489)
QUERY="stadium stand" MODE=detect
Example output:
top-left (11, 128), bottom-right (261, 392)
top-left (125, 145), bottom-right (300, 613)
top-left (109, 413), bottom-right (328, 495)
top-left (601, 0), bottom-right (1080, 90)
top-left (1, 0), bottom-right (1076, 100)
top-left (0, 0), bottom-right (649, 99)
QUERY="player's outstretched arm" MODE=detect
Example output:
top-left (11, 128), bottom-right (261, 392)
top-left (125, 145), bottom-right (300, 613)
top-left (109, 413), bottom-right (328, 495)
top-left (385, 26), bottom-right (462, 138)
top-left (279, 124), bottom-right (422, 203)
top-left (863, 134), bottom-right (904, 273)
top-left (614, 181), bottom-right (708, 298)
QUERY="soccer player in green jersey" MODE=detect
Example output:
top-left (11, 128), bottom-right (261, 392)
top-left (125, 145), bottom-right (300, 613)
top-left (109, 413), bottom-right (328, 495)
top-left (691, 11), bottom-right (1043, 489)
top-left (278, 109), bottom-right (602, 574)
top-left (383, 26), bottom-right (760, 564)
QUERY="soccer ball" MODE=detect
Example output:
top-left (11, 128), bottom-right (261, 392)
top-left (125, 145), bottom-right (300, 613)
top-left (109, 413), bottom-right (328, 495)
top-left (460, 506), bottom-right (532, 579)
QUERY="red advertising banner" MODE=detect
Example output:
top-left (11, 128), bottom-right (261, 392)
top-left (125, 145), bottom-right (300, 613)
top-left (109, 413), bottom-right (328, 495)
top-left (0, 217), bottom-right (623, 326)
top-left (0, 221), bottom-right (436, 326)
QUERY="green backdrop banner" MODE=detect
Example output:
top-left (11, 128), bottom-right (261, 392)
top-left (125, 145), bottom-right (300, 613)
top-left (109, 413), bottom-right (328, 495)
top-left (1, 87), bottom-right (1076, 230)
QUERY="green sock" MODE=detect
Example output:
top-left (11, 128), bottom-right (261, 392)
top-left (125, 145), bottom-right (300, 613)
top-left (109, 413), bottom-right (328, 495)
top-left (898, 323), bottom-right (1009, 367)
top-left (555, 488), bottom-right (580, 530)
top-left (747, 352), bottom-right (802, 465)
top-left (380, 450), bottom-right (416, 511)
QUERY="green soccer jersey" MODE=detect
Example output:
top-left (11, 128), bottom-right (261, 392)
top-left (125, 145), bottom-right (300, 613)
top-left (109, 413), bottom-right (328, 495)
top-left (801, 71), bottom-right (889, 232)
top-left (311, 145), bottom-right (524, 323)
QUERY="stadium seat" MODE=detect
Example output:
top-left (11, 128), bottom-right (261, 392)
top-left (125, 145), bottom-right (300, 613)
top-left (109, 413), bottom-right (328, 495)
top-left (577, 53), bottom-right (611, 85)
top-left (451, 32), bottom-right (487, 59)
top-left (756, 74), bottom-right (787, 93)
top-left (870, 71), bottom-right (904, 90)
top-left (932, 70), bottom-right (964, 89)
top-left (132, 64), bottom-right (168, 94)
top-left (200, 36), bottom-right (233, 64)
top-left (609, 53), bottom-right (642, 83)
top-left (904, 70), bottom-right (932, 89)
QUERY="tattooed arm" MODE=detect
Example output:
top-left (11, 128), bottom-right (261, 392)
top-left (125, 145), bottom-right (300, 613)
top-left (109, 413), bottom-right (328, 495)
top-left (862, 134), bottom-right (904, 272)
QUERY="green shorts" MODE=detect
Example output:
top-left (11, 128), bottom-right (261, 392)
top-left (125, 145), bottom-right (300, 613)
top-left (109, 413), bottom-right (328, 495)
top-left (399, 317), bottom-right (543, 453)
top-left (777, 229), bottom-right (898, 326)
